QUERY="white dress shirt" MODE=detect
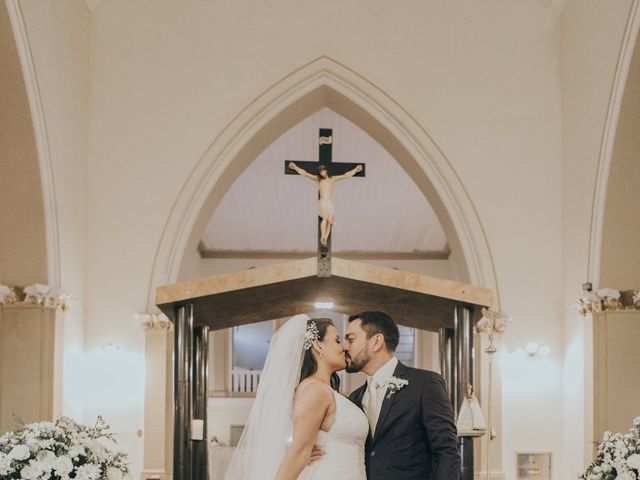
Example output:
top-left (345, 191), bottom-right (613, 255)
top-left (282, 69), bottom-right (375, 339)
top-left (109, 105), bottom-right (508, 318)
top-left (363, 356), bottom-right (398, 434)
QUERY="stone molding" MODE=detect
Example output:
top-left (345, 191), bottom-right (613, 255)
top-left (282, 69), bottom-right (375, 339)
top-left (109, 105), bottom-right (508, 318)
top-left (0, 284), bottom-right (71, 311)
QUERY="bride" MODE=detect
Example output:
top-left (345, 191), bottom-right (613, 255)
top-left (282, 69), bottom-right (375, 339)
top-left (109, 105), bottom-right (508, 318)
top-left (226, 314), bottom-right (368, 479)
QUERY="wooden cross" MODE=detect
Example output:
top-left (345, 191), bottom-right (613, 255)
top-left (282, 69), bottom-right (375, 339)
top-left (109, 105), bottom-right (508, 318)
top-left (285, 128), bottom-right (365, 277)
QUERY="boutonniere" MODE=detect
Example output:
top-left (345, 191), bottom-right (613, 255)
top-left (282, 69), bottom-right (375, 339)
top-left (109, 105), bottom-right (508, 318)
top-left (386, 376), bottom-right (409, 399)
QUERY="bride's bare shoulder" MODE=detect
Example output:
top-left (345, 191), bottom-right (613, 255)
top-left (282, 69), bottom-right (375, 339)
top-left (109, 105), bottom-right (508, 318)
top-left (292, 380), bottom-right (333, 421)
top-left (295, 379), bottom-right (333, 402)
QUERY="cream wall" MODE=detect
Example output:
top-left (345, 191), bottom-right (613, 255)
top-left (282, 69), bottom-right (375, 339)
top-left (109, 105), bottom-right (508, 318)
top-left (561, 1), bottom-right (635, 478)
top-left (8, 1), bottom-right (637, 478)
top-left (8, 0), bottom-right (90, 422)
top-left (0, 306), bottom-right (62, 432)
top-left (592, 311), bottom-right (640, 439)
top-left (84, 2), bottom-right (568, 477)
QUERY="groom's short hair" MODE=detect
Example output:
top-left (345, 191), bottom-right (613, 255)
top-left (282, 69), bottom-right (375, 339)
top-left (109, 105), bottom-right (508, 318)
top-left (348, 311), bottom-right (399, 352)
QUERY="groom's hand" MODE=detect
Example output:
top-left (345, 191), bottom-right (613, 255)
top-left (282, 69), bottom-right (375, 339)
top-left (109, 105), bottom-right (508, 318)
top-left (309, 444), bottom-right (325, 464)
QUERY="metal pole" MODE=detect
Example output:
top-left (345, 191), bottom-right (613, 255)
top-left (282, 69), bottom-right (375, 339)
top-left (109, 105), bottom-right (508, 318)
top-left (455, 305), bottom-right (475, 480)
top-left (173, 305), bottom-right (194, 480)
top-left (192, 326), bottom-right (209, 480)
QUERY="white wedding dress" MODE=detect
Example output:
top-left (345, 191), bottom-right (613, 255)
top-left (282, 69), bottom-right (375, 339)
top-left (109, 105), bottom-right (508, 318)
top-left (299, 384), bottom-right (369, 480)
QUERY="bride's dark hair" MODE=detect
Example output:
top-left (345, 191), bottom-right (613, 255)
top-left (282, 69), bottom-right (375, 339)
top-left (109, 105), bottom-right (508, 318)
top-left (300, 318), bottom-right (341, 391)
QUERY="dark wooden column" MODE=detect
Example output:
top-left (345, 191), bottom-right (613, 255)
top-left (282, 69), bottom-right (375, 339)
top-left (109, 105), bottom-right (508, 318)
top-left (192, 326), bottom-right (209, 480)
top-left (173, 305), bottom-right (194, 480)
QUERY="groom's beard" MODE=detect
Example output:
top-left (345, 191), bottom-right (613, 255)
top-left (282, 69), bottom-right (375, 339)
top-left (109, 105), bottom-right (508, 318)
top-left (345, 350), bottom-right (369, 373)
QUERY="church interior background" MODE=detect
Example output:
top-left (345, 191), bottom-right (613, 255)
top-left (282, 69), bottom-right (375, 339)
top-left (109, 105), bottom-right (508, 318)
top-left (1, 1), bottom-right (640, 479)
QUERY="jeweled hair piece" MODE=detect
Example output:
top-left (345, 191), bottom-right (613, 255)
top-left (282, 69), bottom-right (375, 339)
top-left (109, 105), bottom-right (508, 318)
top-left (303, 321), bottom-right (319, 350)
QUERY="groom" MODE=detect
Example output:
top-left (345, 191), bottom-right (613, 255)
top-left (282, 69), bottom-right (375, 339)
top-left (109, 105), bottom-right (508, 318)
top-left (344, 311), bottom-right (461, 480)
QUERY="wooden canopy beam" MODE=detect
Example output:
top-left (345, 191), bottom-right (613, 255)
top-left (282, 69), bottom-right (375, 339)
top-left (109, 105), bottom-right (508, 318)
top-left (156, 257), bottom-right (493, 312)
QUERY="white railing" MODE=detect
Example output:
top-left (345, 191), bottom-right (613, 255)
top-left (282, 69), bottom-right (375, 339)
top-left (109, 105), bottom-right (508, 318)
top-left (230, 369), bottom-right (261, 393)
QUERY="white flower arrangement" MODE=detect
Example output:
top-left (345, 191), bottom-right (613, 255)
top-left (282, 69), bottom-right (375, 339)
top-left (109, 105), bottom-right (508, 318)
top-left (579, 417), bottom-right (640, 480)
top-left (0, 415), bottom-right (130, 480)
top-left (135, 312), bottom-right (172, 331)
top-left (385, 376), bottom-right (409, 399)
top-left (23, 284), bottom-right (72, 311)
top-left (0, 285), bottom-right (18, 305)
top-left (574, 285), bottom-right (640, 316)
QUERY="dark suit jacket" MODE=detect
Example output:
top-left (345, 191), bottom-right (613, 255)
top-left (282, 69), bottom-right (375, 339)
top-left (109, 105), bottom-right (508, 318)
top-left (349, 362), bottom-right (461, 480)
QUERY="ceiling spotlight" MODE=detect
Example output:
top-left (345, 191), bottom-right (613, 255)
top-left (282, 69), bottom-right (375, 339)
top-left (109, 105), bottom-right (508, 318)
top-left (314, 302), bottom-right (334, 309)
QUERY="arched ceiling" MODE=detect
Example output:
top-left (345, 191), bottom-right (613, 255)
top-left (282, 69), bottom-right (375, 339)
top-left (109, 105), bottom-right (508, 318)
top-left (200, 108), bottom-right (448, 260)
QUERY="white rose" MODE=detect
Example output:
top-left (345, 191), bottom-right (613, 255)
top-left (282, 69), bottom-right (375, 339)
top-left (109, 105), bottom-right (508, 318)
top-left (52, 455), bottom-right (74, 475)
top-left (106, 466), bottom-right (124, 480)
top-left (628, 453), bottom-right (640, 470)
top-left (19, 460), bottom-right (43, 479)
top-left (75, 463), bottom-right (101, 480)
top-left (35, 450), bottom-right (55, 471)
top-left (0, 452), bottom-right (14, 476)
top-left (9, 445), bottom-right (31, 461)
top-left (86, 439), bottom-right (106, 460)
top-left (68, 445), bottom-right (86, 458)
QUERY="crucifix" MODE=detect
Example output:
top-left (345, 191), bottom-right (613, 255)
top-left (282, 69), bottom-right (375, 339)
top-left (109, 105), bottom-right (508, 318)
top-left (285, 128), bottom-right (366, 277)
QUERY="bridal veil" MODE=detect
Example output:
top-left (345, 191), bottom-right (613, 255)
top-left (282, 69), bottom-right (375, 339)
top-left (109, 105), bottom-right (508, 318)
top-left (225, 314), bottom-right (310, 479)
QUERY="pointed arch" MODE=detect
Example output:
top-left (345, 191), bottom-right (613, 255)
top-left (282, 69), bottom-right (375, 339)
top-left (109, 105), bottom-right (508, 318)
top-left (147, 56), bottom-right (499, 308)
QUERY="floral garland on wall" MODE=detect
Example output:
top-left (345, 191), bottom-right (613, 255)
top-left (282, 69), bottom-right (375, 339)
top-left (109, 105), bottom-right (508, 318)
top-left (135, 312), bottom-right (172, 331)
top-left (576, 283), bottom-right (640, 316)
top-left (0, 284), bottom-right (72, 312)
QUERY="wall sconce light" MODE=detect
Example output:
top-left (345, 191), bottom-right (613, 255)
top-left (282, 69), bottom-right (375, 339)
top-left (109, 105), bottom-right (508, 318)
top-left (515, 342), bottom-right (551, 358)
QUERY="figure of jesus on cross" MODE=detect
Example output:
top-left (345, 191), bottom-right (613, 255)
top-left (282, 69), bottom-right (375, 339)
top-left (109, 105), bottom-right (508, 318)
top-left (288, 161), bottom-right (362, 246)
top-left (285, 128), bottom-right (365, 258)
